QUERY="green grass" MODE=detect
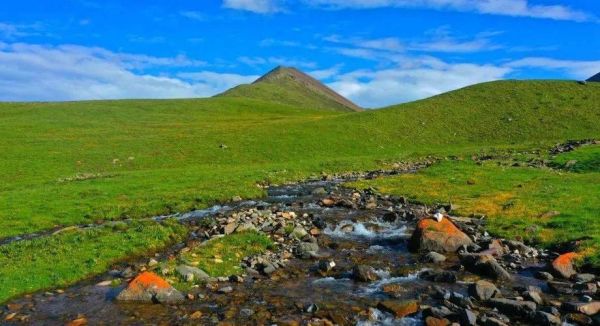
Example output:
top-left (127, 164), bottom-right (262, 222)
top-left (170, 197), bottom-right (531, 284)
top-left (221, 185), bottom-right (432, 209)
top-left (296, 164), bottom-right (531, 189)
top-left (178, 231), bottom-right (273, 277)
top-left (550, 144), bottom-right (600, 172)
top-left (347, 158), bottom-right (600, 265)
top-left (0, 219), bottom-right (186, 303)
top-left (0, 79), bottom-right (599, 302)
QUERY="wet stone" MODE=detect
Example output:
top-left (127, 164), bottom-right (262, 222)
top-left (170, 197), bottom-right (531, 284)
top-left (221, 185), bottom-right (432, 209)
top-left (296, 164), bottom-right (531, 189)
top-left (469, 280), bottom-right (500, 301)
top-left (352, 265), bottom-right (380, 282)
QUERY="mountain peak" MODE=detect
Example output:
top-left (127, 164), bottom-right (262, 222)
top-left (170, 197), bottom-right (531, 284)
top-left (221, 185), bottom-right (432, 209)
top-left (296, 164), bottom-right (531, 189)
top-left (587, 72), bottom-right (600, 82)
top-left (218, 66), bottom-right (363, 112)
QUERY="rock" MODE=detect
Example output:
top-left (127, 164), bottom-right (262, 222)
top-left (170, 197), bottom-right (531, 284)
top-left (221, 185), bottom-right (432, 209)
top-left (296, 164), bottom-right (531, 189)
top-left (551, 252), bottom-right (579, 279)
top-left (423, 252), bottom-right (447, 264)
top-left (565, 313), bottom-right (592, 325)
top-left (419, 270), bottom-right (457, 283)
top-left (148, 258), bottom-right (159, 267)
top-left (482, 317), bottom-right (509, 326)
top-left (116, 272), bottom-right (184, 304)
top-left (524, 290), bottom-right (543, 305)
top-left (485, 239), bottom-right (506, 257)
top-left (534, 311), bottom-right (561, 325)
top-left (218, 286), bottom-right (233, 293)
top-left (409, 217), bottom-right (473, 253)
top-left (547, 281), bottom-right (574, 295)
top-left (488, 298), bottom-right (536, 317)
top-left (562, 302), bottom-right (600, 316)
top-left (423, 306), bottom-right (454, 319)
top-left (460, 309), bottom-right (477, 326)
top-left (506, 240), bottom-right (534, 256)
top-left (224, 222), bottom-right (237, 235)
top-left (321, 198), bottom-right (335, 207)
top-left (425, 316), bottom-right (450, 326)
top-left (382, 283), bottom-right (404, 295)
top-left (66, 317), bottom-right (88, 326)
top-left (290, 226), bottom-right (308, 239)
top-left (318, 260), bottom-right (336, 273)
top-left (295, 241), bottom-right (319, 259)
top-left (176, 265), bottom-right (211, 282)
top-left (535, 271), bottom-right (554, 281)
top-left (382, 211), bottom-right (398, 222)
top-left (377, 300), bottom-right (419, 318)
top-left (190, 311), bottom-right (203, 319)
top-left (353, 265), bottom-right (380, 282)
top-left (574, 273), bottom-right (596, 283)
top-left (312, 187), bottom-right (327, 195)
top-left (469, 280), bottom-right (500, 301)
top-left (262, 263), bottom-right (276, 275)
top-left (460, 253), bottom-right (512, 280)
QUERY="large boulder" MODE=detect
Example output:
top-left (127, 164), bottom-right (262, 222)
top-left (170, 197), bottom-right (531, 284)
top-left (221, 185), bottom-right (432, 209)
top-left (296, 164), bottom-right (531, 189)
top-left (116, 272), bottom-right (184, 304)
top-left (551, 252), bottom-right (579, 279)
top-left (409, 217), bottom-right (473, 253)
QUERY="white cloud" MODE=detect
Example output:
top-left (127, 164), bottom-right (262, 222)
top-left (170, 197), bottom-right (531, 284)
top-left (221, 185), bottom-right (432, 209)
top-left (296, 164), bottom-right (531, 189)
top-left (507, 57), bottom-right (600, 79)
top-left (303, 0), bottom-right (594, 22)
top-left (327, 60), bottom-right (511, 107)
top-left (0, 42), bottom-right (257, 101)
top-left (0, 22), bottom-right (46, 40)
top-left (222, 0), bottom-right (284, 14)
top-left (409, 28), bottom-right (503, 53)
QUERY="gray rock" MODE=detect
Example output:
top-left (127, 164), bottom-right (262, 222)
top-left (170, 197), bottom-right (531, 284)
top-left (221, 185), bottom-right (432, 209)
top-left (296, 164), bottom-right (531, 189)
top-left (524, 290), bottom-right (543, 305)
top-left (423, 252), bottom-right (447, 264)
top-left (262, 263), bottom-right (276, 275)
top-left (460, 309), bottom-right (477, 326)
top-left (295, 241), bottom-right (319, 259)
top-left (469, 280), bottom-right (500, 301)
top-left (352, 265), bottom-right (380, 282)
top-left (535, 271), bottom-right (554, 281)
top-left (218, 286), bottom-right (233, 293)
top-left (311, 187), bottom-right (327, 195)
top-left (419, 270), bottom-right (457, 283)
top-left (460, 253), bottom-right (512, 280)
top-left (482, 316), bottom-right (509, 326)
top-left (488, 298), bottom-right (536, 317)
top-left (235, 222), bottom-right (256, 233)
top-left (533, 311), bottom-right (561, 325)
top-left (290, 226), bottom-right (308, 239)
top-left (176, 265), bottom-right (212, 282)
top-left (575, 273), bottom-right (596, 283)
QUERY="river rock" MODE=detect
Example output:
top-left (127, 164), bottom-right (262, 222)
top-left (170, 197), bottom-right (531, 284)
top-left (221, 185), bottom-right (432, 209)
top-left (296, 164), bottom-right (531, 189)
top-left (533, 311), bottom-right (561, 325)
top-left (469, 280), bottom-right (500, 301)
top-left (488, 298), bottom-right (536, 317)
top-left (574, 273), bottom-right (596, 283)
top-left (377, 300), bottom-right (419, 318)
top-left (353, 265), bottom-right (380, 282)
top-left (425, 316), bottom-right (450, 326)
top-left (224, 222), bottom-right (237, 235)
top-left (460, 253), bottom-right (512, 280)
top-left (419, 270), bottom-right (457, 283)
top-left (116, 272), bottom-right (184, 304)
top-left (562, 301), bottom-right (600, 316)
top-left (176, 265), bottom-right (212, 282)
top-left (551, 252), bottom-right (579, 279)
top-left (460, 309), bottom-right (478, 326)
top-left (295, 241), bottom-right (319, 259)
top-left (290, 226), bottom-right (308, 239)
top-left (423, 252), bottom-right (447, 264)
top-left (409, 217), bottom-right (473, 253)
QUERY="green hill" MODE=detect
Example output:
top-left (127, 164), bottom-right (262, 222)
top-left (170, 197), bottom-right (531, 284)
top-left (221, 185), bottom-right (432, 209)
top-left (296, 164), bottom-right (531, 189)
top-left (217, 66), bottom-right (363, 112)
top-left (0, 78), bottom-right (599, 302)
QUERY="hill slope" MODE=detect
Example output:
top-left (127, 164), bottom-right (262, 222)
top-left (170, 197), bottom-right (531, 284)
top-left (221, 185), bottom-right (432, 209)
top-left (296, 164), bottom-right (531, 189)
top-left (217, 66), bottom-right (363, 112)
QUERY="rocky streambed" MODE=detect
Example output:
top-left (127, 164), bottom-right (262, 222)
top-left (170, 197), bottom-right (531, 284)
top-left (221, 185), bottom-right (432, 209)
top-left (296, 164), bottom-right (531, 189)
top-left (2, 172), bottom-right (599, 325)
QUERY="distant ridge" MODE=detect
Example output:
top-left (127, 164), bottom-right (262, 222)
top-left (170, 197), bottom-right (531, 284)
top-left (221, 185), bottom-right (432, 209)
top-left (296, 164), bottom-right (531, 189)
top-left (217, 66), bottom-right (363, 112)
top-left (587, 72), bottom-right (600, 82)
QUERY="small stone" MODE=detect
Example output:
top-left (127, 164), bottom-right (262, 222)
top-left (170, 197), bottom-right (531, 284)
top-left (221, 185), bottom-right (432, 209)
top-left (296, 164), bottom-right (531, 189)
top-left (575, 273), bottom-right (596, 283)
top-left (148, 258), bottom-right (159, 267)
top-left (5, 313), bottom-right (17, 321)
top-left (533, 311), bottom-right (560, 326)
top-left (459, 309), bottom-right (477, 326)
top-left (224, 222), bottom-right (237, 235)
top-left (218, 286), bottom-right (233, 294)
top-left (535, 271), bottom-right (554, 281)
top-left (524, 290), bottom-right (543, 305)
top-left (190, 311), bottom-right (203, 319)
top-left (377, 300), bottom-right (419, 318)
top-left (423, 252), bottom-right (447, 264)
top-left (425, 316), bottom-right (450, 326)
top-left (352, 265), bottom-right (380, 282)
top-left (460, 253), bottom-right (512, 280)
top-left (469, 280), bottom-right (500, 301)
top-left (562, 301), bottom-right (600, 316)
top-left (488, 298), bottom-right (536, 317)
top-left (66, 317), bottom-right (88, 326)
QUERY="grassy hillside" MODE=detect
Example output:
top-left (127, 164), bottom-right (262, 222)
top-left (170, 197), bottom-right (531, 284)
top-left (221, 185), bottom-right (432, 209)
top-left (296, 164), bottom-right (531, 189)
top-left (0, 79), bottom-right (599, 301)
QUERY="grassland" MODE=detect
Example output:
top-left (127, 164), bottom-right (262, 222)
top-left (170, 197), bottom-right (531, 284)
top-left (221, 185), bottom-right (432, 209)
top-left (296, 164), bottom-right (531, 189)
top-left (0, 80), bottom-right (599, 302)
top-left (348, 146), bottom-right (600, 265)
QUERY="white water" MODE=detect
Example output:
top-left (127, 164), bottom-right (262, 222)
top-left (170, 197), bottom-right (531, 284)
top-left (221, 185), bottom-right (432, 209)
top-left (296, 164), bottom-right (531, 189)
top-left (324, 220), bottom-right (409, 239)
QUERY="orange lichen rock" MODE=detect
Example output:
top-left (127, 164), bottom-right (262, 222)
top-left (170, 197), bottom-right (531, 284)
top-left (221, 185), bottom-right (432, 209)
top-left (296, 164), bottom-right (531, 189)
top-left (377, 300), bottom-right (419, 318)
top-left (116, 272), bottom-right (184, 304)
top-left (409, 217), bottom-right (473, 253)
top-left (551, 252), bottom-right (580, 279)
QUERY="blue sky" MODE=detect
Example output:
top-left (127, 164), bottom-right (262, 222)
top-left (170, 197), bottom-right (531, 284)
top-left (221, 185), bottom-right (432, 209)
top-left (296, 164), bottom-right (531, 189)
top-left (0, 0), bottom-right (598, 107)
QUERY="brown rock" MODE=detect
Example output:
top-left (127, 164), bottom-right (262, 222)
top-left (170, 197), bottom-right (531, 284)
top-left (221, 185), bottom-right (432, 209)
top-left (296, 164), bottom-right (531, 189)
top-left (563, 301), bottom-right (600, 316)
top-left (551, 252), bottom-right (579, 279)
top-left (66, 318), bottom-right (88, 326)
top-left (190, 311), bottom-right (203, 319)
top-left (377, 300), bottom-right (419, 318)
top-left (409, 217), bottom-right (473, 253)
top-left (321, 198), bottom-right (335, 207)
top-left (426, 316), bottom-right (450, 326)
